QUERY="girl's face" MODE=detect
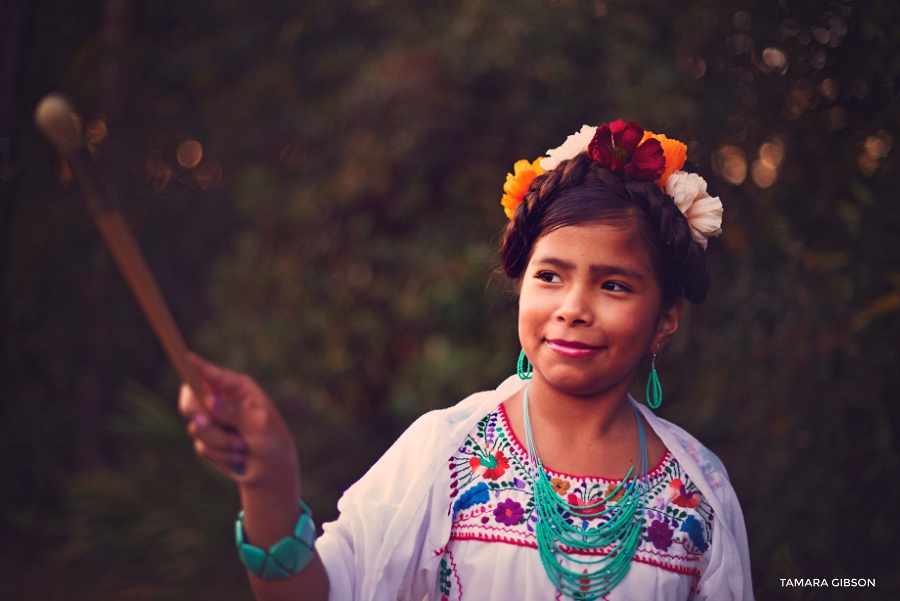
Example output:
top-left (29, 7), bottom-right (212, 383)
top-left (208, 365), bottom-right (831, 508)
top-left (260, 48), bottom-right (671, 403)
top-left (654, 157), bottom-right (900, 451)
top-left (518, 222), bottom-right (682, 397)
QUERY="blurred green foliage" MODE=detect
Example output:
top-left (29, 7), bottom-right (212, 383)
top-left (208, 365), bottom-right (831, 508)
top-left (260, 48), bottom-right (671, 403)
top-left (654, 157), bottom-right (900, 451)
top-left (1, 0), bottom-right (899, 599)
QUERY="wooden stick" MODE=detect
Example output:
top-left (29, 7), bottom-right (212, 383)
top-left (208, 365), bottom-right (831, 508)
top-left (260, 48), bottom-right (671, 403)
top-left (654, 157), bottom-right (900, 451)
top-left (34, 93), bottom-right (206, 403)
top-left (93, 210), bottom-right (206, 401)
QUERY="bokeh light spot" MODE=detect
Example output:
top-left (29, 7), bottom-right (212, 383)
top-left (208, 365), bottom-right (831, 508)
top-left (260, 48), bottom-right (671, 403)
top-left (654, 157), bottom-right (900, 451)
top-left (85, 118), bottom-right (107, 144)
top-left (730, 33), bottom-right (755, 54)
top-left (858, 131), bottom-right (891, 176)
top-left (752, 160), bottom-right (778, 188)
top-left (177, 140), bottom-right (203, 169)
top-left (713, 145), bottom-right (747, 186)
top-left (784, 80), bottom-right (814, 119)
top-left (864, 131), bottom-right (892, 160)
top-left (194, 161), bottom-right (223, 190)
top-left (781, 19), bottom-right (800, 37)
top-left (810, 47), bottom-right (826, 69)
top-left (144, 151), bottom-right (175, 195)
top-left (733, 11), bottom-right (752, 30)
top-left (858, 155), bottom-right (878, 176)
top-left (819, 78), bottom-right (839, 100)
top-left (759, 140), bottom-right (785, 170)
top-left (688, 57), bottom-right (706, 79)
top-left (762, 47), bottom-right (786, 70)
top-left (812, 27), bottom-right (830, 45)
top-left (828, 16), bottom-right (848, 37)
top-left (751, 138), bottom-right (784, 188)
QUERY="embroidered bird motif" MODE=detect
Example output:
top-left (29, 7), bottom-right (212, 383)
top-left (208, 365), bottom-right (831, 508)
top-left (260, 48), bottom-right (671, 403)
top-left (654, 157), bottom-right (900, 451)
top-left (668, 478), bottom-right (702, 509)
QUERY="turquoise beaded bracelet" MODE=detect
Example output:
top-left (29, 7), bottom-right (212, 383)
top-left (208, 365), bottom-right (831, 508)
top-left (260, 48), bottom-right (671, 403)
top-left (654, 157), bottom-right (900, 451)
top-left (235, 501), bottom-right (316, 580)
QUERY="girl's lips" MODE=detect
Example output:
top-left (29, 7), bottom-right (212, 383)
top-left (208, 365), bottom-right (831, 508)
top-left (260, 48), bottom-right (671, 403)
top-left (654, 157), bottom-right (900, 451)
top-left (545, 339), bottom-right (602, 358)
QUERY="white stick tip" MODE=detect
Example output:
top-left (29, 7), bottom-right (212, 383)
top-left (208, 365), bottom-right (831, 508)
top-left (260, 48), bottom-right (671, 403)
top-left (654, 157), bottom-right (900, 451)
top-left (34, 93), bottom-right (83, 156)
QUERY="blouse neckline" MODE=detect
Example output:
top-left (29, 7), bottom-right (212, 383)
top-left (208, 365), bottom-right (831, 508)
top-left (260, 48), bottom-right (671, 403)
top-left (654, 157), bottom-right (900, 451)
top-left (497, 401), bottom-right (671, 483)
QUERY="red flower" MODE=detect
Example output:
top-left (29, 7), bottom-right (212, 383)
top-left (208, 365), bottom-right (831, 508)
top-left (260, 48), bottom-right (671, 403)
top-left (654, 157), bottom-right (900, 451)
top-left (587, 119), bottom-right (665, 181)
top-left (469, 450), bottom-right (510, 480)
top-left (566, 493), bottom-right (605, 519)
top-left (668, 478), bottom-right (702, 509)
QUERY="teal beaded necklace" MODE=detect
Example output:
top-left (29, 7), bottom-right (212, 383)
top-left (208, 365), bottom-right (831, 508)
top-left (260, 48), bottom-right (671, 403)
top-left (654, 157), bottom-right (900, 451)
top-left (523, 386), bottom-right (649, 600)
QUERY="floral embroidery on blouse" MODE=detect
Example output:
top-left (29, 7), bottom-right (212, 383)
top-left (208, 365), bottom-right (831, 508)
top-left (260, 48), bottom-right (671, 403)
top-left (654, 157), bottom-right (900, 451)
top-left (445, 404), bottom-right (714, 577)
top-left (437, 550), bottom-right (462, 601)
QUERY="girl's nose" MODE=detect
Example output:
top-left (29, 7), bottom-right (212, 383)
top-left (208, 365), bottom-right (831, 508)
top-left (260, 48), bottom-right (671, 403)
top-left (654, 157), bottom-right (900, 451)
top-left (555, 284), bottom-right (594, 325)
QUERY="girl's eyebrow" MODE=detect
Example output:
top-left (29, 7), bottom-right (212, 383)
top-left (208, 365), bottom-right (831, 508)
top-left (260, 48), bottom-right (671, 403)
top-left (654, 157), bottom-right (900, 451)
top-left (533, 257), bottom-right (646, 281)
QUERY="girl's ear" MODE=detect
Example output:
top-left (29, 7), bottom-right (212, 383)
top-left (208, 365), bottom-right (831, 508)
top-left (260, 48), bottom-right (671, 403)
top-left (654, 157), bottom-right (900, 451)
top-left (652, 297), bottom-right (684, 352)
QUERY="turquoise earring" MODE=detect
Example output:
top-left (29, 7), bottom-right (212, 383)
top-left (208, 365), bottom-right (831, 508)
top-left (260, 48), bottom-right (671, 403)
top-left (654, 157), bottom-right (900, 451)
top-left (517, 349), bottom-right (533, 380)
top-left (646, 352), bottom-right (662, 409)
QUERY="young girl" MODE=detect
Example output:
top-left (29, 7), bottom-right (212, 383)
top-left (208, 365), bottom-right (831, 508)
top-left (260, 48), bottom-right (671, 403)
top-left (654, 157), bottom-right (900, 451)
top-left (179, 120), bottom-right (753, 601)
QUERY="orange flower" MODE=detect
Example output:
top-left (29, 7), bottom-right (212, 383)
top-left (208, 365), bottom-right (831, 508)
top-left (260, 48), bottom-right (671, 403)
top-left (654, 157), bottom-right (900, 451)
top-left (550, 477), bottom-right (570, 495)
top-left (642, 131), bottom-right (687, 190)
top-left (603, 482), bottom-right (625, 504)
top-left (501, 158), bottom-right (545, 220)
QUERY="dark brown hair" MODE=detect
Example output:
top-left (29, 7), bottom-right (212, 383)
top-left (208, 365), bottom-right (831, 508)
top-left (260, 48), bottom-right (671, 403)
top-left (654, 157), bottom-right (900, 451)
top-left (500, 153), bottom-right (710, 308)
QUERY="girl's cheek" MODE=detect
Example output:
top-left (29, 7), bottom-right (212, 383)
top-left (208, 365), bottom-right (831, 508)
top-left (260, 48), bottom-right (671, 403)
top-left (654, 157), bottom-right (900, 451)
top-left (518, 287), bottom-right (548, 317)
top-left (596, 299), bottom-right (651, 333)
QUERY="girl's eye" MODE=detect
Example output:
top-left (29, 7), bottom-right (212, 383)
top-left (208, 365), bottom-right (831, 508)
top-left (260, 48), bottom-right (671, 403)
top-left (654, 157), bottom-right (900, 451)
top-left (535, 270), bottom-right (561, 283)
top-left (602, 281), bottom-right (631, 292)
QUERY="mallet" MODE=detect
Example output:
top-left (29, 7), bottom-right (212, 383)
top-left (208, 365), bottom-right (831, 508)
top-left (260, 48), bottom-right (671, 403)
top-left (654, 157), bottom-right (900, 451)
top-left (34, 93), bottom-right (206, 404)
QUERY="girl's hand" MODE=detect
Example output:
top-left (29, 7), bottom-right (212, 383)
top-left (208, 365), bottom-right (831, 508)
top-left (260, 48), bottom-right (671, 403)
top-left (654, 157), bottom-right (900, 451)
top-left (178, 353), bottom-right (299, 488)
top-left (179, 354), bottom-right (329, 600)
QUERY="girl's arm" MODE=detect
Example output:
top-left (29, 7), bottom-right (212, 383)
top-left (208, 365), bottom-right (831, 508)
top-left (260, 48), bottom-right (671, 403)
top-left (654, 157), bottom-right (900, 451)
top-left (179, 354), bottom-right (330, 601)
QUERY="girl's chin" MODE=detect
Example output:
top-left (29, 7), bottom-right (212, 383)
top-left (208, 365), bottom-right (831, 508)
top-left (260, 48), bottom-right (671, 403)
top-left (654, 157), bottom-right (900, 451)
top-left (534, 370), bottom-right (609, 395)
top-left (532, 362), bottom-right (634, 397)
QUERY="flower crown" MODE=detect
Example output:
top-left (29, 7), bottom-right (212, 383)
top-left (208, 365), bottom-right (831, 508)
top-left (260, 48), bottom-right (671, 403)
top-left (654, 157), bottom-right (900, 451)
top-left (500, 120), bottom-right (723, 250)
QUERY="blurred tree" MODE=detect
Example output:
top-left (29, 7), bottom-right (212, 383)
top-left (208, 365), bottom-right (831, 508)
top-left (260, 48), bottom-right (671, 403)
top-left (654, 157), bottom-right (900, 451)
top-left (1, 0), bottom-right (898, 599)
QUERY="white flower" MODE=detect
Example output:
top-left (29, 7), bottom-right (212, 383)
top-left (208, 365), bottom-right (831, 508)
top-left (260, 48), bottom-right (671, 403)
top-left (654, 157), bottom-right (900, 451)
top-left (665, 170), bottom-right (723, 250)
top-left (666, 171), bottom-right (706, 213)
top-left (539, 125), bottom-right (597, 171)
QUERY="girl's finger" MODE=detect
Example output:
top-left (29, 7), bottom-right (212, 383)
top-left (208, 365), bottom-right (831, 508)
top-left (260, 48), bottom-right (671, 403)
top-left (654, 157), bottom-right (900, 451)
top-left (188, 354), bottom-right (257, 428)
top-left (193, 439), bottom-right (247, 473)
top-left (188, 353), bottom-right (253, 398)
top-left (187, 417), bottom-right (247, 452)
top-left (178, 382), bottom-right (204, 420)
top-left (202, 391), bottom-right (244, 430)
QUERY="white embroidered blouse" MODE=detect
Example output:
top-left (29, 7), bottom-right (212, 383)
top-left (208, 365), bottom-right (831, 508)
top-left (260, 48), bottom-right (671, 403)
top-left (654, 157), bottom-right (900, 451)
top-left (316, 375), bottom-right (753, 601)
top-left (438, 404), bottom-right (713, 600)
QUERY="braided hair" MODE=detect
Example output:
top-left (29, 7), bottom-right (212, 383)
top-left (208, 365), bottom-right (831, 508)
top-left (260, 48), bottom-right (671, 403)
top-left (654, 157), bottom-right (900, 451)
top-left (500, 153), bottom-right (710, 308)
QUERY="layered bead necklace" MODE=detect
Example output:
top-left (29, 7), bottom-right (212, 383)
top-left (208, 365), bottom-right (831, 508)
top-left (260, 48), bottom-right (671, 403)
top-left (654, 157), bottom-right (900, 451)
top-left (523, 386), bottom-right (650, 600)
